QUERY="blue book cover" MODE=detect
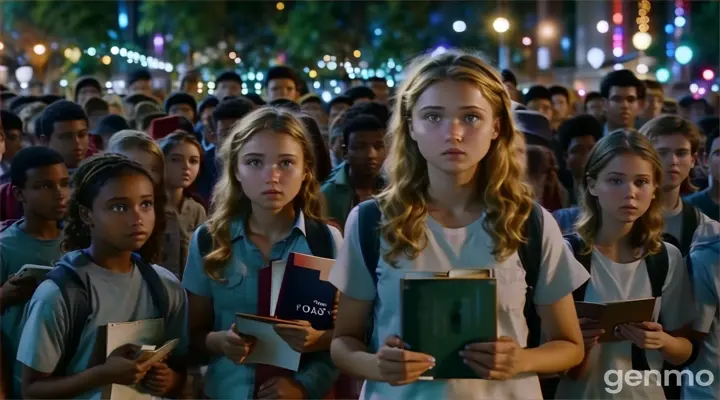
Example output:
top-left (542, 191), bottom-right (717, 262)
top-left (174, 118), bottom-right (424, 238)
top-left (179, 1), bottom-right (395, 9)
top-left (274, 252), bottom-right (337, 331)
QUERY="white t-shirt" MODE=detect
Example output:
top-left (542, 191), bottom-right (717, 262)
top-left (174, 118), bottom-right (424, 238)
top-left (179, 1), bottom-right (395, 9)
top-left (555, 242), bottom-right (695, 400)
top-left (328, 205), bottom-right (590, 400)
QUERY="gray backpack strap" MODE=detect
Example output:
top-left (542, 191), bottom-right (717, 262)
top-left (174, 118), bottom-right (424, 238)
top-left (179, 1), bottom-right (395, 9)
top-left (45, 265), bottom-right (92, 376)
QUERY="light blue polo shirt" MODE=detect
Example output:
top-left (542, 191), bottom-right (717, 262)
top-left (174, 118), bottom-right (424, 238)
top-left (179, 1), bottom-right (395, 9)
top-left (182, 211), bottom-right (343, 399)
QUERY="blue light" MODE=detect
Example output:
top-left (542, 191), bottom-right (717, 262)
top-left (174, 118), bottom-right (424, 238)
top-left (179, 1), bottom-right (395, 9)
top-left (118, 12), bottom-right (128, 29)
top-left (665, 24), bottom-right (674, 35)
top-left (675, 45), bottom-right (693, 65)
top-left (675, 7), bottom-right (684, 16)
top-left (656, 68), bottom-right (671, 83)
top-left (374, 28), bottom-right (383, 36)
top-left (666, 49), bottom-right (675, 58)
top-left (560, 37), bottom-right (571, 51)
top-left (675, 16), bottom-right (686, 27)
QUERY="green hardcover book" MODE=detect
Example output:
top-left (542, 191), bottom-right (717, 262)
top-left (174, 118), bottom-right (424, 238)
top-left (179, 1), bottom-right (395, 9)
top-left (401, 274), bottom-right (497, 380)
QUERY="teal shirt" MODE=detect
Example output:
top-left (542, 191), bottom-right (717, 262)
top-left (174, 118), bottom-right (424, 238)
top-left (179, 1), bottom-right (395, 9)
top-left (0, 219), bottom-right (64, 399)
top-left (182, 212), bottom-right (343, 399)
top-left (684, 188), bottom-right (719, 222)
top-left (321, 162), bottom-right (356, 227)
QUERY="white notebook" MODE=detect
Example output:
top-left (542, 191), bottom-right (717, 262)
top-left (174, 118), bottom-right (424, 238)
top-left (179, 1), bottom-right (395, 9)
top-left (234, 314), bottom-right (301, 371)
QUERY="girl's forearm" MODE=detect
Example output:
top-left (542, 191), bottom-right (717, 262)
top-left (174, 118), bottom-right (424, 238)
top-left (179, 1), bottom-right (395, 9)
top-left (330, 336), bottom-right (384, 382)
top-left (662, 334), bottom-right (693, 366)
top-left (520, 340), bottom-right (585, 375)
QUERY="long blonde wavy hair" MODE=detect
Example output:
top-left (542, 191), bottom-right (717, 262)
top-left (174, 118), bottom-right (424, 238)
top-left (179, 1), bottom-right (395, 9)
top-left (575, 130), bottom-right (665, 255)
top-left (377, 50), bottom-right (534, 264)
top-left (204, 107), bottom-right (325, 280)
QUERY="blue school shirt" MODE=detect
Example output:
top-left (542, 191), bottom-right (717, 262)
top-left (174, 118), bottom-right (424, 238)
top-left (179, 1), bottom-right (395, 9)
top-left (182, 211), bottom-right (343, 399)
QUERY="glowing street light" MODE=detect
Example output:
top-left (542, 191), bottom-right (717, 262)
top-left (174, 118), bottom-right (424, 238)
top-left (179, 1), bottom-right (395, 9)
top-left (493, 17), bottom-right (510, 33)
top-left (703, 69), bottom-right (715, 81)
top-left (538, 21), bottom-right (556, 40)
top-left (453, 20), bottom-right (467, 33)
top-left (276, 2), bottom-right (285, 11)
top-left (656, 68), bottom-right (671, 83)
top-left (522, 37), bottom-right (532, 46)
top-left (33, 44), bottom-right (46, 55)
top-left (675, 45), bottom-right (693, 65)
top-left (632, 32), bottom-right (652, 51)
top-left (596, 20), bottom-right (609, 34)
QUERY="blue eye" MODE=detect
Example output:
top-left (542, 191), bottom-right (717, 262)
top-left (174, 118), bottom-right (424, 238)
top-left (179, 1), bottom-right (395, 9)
top-left (609, 178), bottom-right (623, 185)
top-left (247, 159), bottom-right (261, 167)
top-left (464, 114), bottom-right (480, 124)
top-left (424, 114), bottom-right (441, 123)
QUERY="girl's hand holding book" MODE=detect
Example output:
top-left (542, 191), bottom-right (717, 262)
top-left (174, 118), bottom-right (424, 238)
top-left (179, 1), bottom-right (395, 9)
top-left (376, 335), bottom-right (435, 386)
top-left (615, 321), bottom-right (667, 350)
top-left (459, 336), bottom-right (527, 380)
top-left (142, 360), bottom-right (177, 395)
top-left (273, 320), bottom-right (324, 353)
top-left (221, 323), bottom-right (256, 364)
top-left (257, 376), bottom-right (308, 399)
top-left (579, 317), bottom-right (605, 350)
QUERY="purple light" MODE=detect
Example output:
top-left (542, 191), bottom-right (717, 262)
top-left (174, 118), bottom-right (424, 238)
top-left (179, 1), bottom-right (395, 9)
top-left (674, 7), bottom-right (684, 16)
top-left (613, 34), bottom-right (622, 41)
top-left (153, 35), bottom-right (164, 47)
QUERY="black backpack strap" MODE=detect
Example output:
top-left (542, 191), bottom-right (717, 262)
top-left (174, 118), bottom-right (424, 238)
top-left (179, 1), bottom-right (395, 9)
top-left (518, 202), bottom-right (544, 349)
top-left (303, 218), bottom-right (334, 259)
top-left (357, 199), bottom-right (382, 285)
top-left (132, 254), bottom-right (170, 322)
top-left (632, 244), bottom-right (669, 371)
top-left (565, 233), bottom-right (592, 301)
top-left (679, 201), bottom-right (700, 256)
top-left (45, 265), bottom-right (91, 376)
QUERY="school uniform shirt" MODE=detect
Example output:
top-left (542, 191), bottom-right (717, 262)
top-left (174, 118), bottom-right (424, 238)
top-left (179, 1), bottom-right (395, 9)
top-left (685, 223), bottom-right (720, 400)
top-left (685, 188), bottom-right (720, 222)
top-left (555, 242), bottom-right (695, 400)
top-left (663, 200), bottom-right (720, 253)
top-left (163, 197), bottom-right (207, 278)
top-left (0, 219), bottom-right (64, 399)
top-left (552, 206), bottom-right (582, 235)
top-left (182, 211), bottom-right (344, 399)
top-left (328, 206), bottom-right (590, 400)
top-left (16, 250), bottom-right (188, 400)
top-left (320, 162), bottom-right (385, 227)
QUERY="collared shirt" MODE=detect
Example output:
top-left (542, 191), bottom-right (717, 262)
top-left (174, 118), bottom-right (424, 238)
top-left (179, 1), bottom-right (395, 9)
top-left (182, 211), bottom-right (343, 399)
top-left (163, 196), bottom-right (207, 278)
top-left (320, 162), bottom-right (385, 227)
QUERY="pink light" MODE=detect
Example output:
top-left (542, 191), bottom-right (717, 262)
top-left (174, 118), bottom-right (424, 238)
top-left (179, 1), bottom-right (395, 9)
top-left (578, 89), bottom-right (586, 96)
top-left (703, 69), bottom-right (715, 81)
top-left (613, 13), bottom-right (623, 25)
top-left (153, 35), bottom-right (164, 47)
top-left (699, 88), bottom-right (707, 95)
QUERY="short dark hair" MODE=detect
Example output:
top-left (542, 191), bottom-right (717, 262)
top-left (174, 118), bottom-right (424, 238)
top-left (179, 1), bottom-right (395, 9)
top-left (343, 114), bottom-right (385, 145)
top-left (37, 100), bottom-right (88, 138)
top-left (83, 97), bottom-right (109, 116)
top-left (697, 116), bottom-right (720, 137)
top-left (127, 68), bottom-right (152, 86)
top-left (1, 92), bottom-right (17, 105)
top-left (549, 85), bottom-right (570, 101)
top-left (585, 91), bottom-right (603, 106)
top-left (366, 77), bottom-right (386, 84)
top-left (74, 76), bottom-right (102, 102)
top-left (345, 86), bottom-right (376, 102)
top-left (299, 115), bottom-right (332, 183)
top-left (1, 110), bottom-right (23, 132)
top-left (501, 69), bottom-right (518, 86)
top-left (329, 95), bottom-right (353, 109)
top-left (524, 86), bottom-right (552, 104)
top-left (8, 96), bottom-right (41, 114)
top-left (265, 66), bottom-right (300, 89)
top-left (124, 93), bottom-right (158, 107)
top-left (93, 114), bottom-right (130, 136)
top-left (10, 146), bottom-right (66, 188)
top-left (706, 128), bottom-right (720, 155)
top-left (41, 95), bottom-right (64, 105)
top-left (556, 114), bottom-right (603, 153)
top-left (643, 79), bottom-right (664, 93)
top-left (269, 98), bottom-right (301, 111)
top-left (600, 69), bottom-right (645, 99)
top-left (165, 92), bottom-right (198, 115)
top-left (215, 71), bottom-right (243, 86)
top-left (212, 97), bottom-right (254, 126)
top-left (300, 94), bottom-right (323, 106)
top-left (197, 96), bottom-right (219, 115)
top-left (243, 93), bottom-right (266, 106)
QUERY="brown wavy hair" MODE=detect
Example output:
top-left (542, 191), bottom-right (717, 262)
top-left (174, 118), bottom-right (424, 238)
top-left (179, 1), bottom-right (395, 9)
top-left (62, 154), bottom-right (164, 263)
top-left (204, 107), bottom-right (324, 280)
top-left (575, 129), bottom-right (665, 255)
top-left (377, 50), bottom-right (534, 264)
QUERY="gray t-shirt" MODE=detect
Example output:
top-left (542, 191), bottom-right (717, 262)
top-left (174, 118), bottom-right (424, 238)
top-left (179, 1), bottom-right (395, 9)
top-left (664, 201), bottom-right (718, 250)
top-left (0, 219), bottom-right (64, 399)
top-left (16, 251), bottom-right (187, 399)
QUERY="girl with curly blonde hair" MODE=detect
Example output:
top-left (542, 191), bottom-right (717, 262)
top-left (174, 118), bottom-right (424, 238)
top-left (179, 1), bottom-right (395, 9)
top-left (557, 130), bottom-right (696, 399)
top-left (329, 49), bottom-right (589, 399)
top-left (182, 107), bottom-right (343, 399)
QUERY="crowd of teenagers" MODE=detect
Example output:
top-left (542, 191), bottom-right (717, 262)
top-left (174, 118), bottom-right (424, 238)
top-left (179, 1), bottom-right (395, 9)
top-left (0, 48), bottom-right (718, 400)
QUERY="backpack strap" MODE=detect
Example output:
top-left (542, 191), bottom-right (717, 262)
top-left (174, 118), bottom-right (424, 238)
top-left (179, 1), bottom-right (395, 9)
top-left (679, 201), bottom-right (700, 256)
top-left (132, 254), bottom-right (170, 322)
top-left (632, 244), bottom-right (669, 371)
top-left (565, 233), bottom-right (592, 301)
top-left (357, 199), bottom-right (382, 285)
top-left (45, 265), bottom-right (92, 376)
top-left (303, 218), bottom-right (334, 258)
top-left (518, 202), bottom-right (544, 349)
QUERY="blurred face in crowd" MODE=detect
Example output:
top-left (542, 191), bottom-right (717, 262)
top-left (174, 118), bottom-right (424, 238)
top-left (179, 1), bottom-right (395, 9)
top-left (707, 137), bottom-right (720, 180)
top-left (329, 103), bottom-right (350, 124)
top-left (552, 94), bottom-right (570, 119)
top-left (130, 79), bottom-right (152, 97)
top-left (182, 78), bottom-right (199, 95)
top-left (370, 81), bottom-right (390, 104)
top-left (169, 103), bottom-right (196, 123)
top-left (267, 78), bottom-right (298, 102)
top-left (513, 132), bottom-right (527, 177)
top-left (566, 135), bottom-right (597, 181)
top-left (586, 98), bottom-right (606, 121)
top-left (503, 81), bottom-right (519, 102)
top-left (3, 125), bottom-right (23, 162)
top-left (642, 88), bottom-right (664, 120)
top-left (166, 142), bottom-right (201, 189)
top-left (345, 129), bottom-right (386, 179)
top-left (87, 110), bottom-right (109, 132)
top-left (527, 98), bottom-right (553, 121)
top-left (652, 133), bottom-right (695, 192)
top-left (216, 80), bottom-right (242, 100)
top-left (77, 87), bottom-right (101, 107)
top-left (216, 118), bottom-right (240, 146)
top-left (42, 120), bottom-right (89, 169)
top-left (301, 101), bottom-right (328, 128)
top-left (606, 86), bottom-right (640, 129)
